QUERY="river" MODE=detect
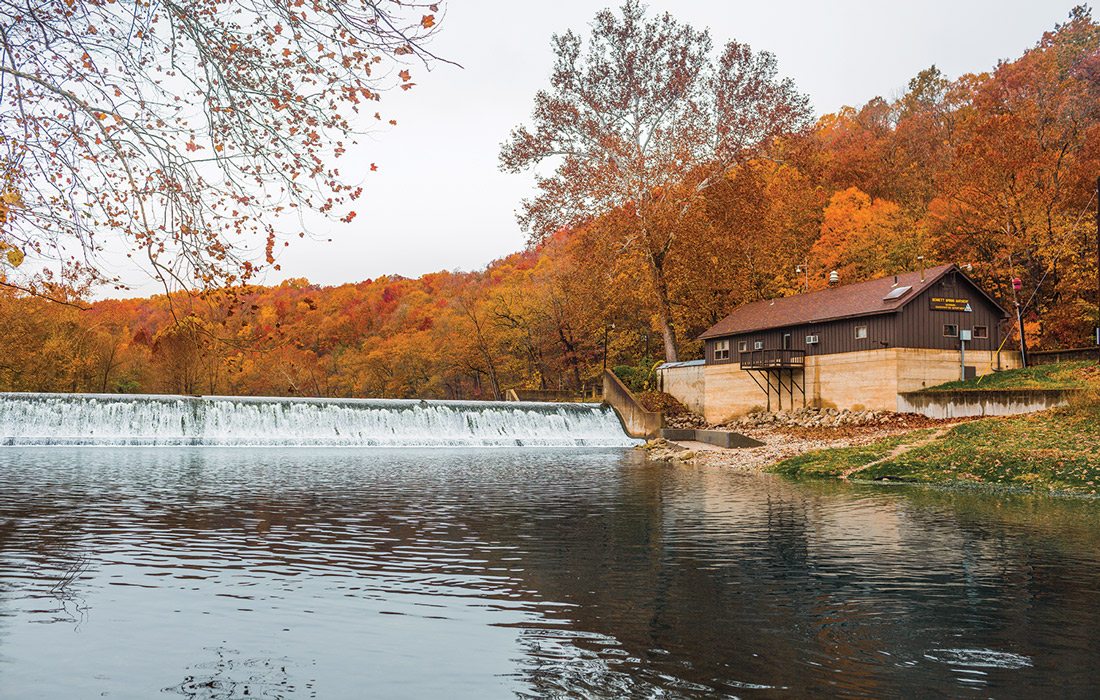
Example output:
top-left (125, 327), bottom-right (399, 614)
top-left (1, 447), bottom-right (1097, 697)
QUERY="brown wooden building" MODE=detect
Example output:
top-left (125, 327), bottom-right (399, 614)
top-left (660, 265), bottom-right (1017, 421)
top-left (699, 264), bottom-right (1008, 362)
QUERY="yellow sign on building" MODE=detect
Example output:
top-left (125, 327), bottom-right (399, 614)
top-left (929, 296), bottom-right (972, 312)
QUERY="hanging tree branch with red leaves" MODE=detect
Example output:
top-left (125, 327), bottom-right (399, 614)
top-left (0, 0), bottom-right (444, 299)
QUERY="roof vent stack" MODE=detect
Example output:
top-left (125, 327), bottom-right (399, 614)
top-left (828, 270), bottom-right (839, 286)
top-left (918, 256), bottom-right (926, 282)
top-left (893, 275), bottom-right (899, 287)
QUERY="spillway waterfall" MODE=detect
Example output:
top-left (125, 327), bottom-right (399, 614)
top-left (0, 393), bottom-right (637, 447)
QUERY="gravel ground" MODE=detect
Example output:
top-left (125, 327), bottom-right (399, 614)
top-left (640, 418), bottom-right (962, 472)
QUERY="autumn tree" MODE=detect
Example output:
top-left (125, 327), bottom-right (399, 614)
top-left (151, 314), bottom-right (214, 394)
top-left (810, 187), bottom-right (918, 284)
top-left (927, 6), bottom-right (1100, 345)
top-left (500, 0), bottom-right (812, 361)
top-left (0, 0), bottom-right (443, 298)
top-left (672, 159), bottom-right (823, 343)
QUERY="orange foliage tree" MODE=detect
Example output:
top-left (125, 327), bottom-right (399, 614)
top-left (2, 5), bottom-right (1099, 399)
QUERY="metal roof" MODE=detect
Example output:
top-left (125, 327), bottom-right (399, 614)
top-left (658, 360), bottom-right (706, 369)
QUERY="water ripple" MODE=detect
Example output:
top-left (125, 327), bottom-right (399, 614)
top-left (0, 448), bottom-right (1097, 697)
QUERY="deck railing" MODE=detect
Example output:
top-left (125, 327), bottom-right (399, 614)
top-left (739, 349), bottom-right (806, 370)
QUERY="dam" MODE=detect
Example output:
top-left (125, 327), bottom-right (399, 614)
top-left (0, 392), bottom-right (638, 447)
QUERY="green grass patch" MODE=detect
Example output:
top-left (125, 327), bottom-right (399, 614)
top-left (773, 371), bottom-right (1100, 494)
top-left (922, 361), bottom-right (1092, 392)
top-left (855, 403), bottom-right (1100, 494)
top-left (771, 430), bottom-right (937, 479)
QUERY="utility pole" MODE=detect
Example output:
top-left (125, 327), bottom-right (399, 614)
top-left (1012, 276), bottom-right (1027, 368)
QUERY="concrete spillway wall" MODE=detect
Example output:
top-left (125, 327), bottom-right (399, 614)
top-left (897, 389), bottom-right (1076, 419)
top-left (602, 371), bottom-right (663, 439)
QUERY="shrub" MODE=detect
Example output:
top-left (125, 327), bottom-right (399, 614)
top-left (612, 361), bottom-right (659, 394)
top-left (636, 390), bottom-right (689, 417)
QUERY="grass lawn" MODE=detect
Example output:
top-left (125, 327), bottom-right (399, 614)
top-left (771, 430), bottom-right (936, 479)
top-left (771, 395), bottom-right (1100, 494)
top-left (922, 360), bottom-right (1096, 392)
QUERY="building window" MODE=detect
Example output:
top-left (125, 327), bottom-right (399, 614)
top-left (855, 325), bottom-right (868, 339)
top-left (714, 339), bottom-right (730, 360)
top-left (782, 334), bottom-right (792, 350)
top-left (737, 340), bottom-right (748, 353)
top-left (973, 326), bottom-right (988, 339)
top-left (943, 324), bottom-right (959, 337)
top-left (754, 340), bottom-right (764, 350)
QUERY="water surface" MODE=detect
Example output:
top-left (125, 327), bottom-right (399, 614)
top-left (1, 448), bottom-right (1098, 698)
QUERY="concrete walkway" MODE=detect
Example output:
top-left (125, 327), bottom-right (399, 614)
top-left (667, 439), bottom-right (739, 453)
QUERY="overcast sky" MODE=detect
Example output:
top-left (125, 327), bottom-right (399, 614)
top-left (110, 0), bottom-right (1082, 296)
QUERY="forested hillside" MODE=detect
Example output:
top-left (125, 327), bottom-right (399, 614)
top-left (1, 7), bottom-right (1098, 399)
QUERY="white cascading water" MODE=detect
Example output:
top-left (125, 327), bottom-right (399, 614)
top-left (0, 393), bottom-right (638, 447)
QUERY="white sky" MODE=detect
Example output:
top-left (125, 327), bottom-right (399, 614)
top-left (109, 0), bottom-right (1081, 296)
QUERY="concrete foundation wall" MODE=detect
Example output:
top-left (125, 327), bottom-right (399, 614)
top-left (702, 349), bottom-right (901, 422)
top-left (896, 348), bottom-right (1020, 394)
top-left (697, 348), bottom-right (1024, 422)
top-left (805, 349), bottom-right (899, 412)
top-left (702, 363), bottom-right (770, 424)
top-left (658, 363), bottom-right (706, 415)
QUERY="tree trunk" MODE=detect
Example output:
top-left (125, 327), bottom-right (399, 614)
top-left (646, 248), bottom-right (679, 362)
top-left (470, 322), bottom-right (502, 400)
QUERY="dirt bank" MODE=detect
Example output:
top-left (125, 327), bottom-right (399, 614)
top-left (641, 409), bottom-right (961, 472)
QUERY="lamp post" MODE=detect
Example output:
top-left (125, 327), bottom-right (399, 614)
top-left (602, 322), bottom-right (615, 370)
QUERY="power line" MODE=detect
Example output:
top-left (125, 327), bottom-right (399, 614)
top-left (1019, 186), bottom-right (1099, 315)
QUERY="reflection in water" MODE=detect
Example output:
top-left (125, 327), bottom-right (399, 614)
top-left (1, 448), bottom-right (1099, 697)
top-left (164, 646), bottom-right (313, 700)
top-left (45, 551), bottom-right (92, 629)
